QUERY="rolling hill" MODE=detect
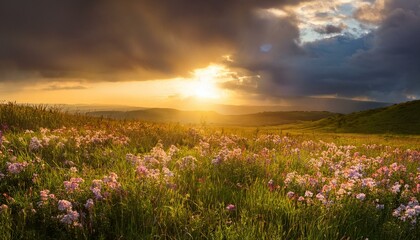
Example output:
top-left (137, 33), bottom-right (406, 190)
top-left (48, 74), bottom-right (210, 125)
top-left (312, 100), bottom-right (420, 134)
top-left (87, 108), bottom-right (337, 126)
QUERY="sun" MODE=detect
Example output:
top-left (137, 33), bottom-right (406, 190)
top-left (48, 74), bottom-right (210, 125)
top-left (191, 65), bottom-right (224, 99)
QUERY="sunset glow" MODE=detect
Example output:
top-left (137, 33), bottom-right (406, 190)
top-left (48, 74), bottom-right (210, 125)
top-left (0, 0), bottom-right (418, 112)
top-left (189, 65), bottom-right (225, 99)
top-left (1, 1), bottom-right (419, 238)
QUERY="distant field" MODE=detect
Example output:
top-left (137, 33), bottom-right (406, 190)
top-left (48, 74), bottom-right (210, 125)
top-left (87, 108), bottom-right (337, 126)
top-left (0, 103), bottom-right (420, 239)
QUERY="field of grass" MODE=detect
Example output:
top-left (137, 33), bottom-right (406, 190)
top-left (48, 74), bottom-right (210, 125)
top-left (1, 103), bottom-right (420, 239)
top-left (86, 108), bottom-right (336, 126)
top-left (310, 100), bottom-right (420, 135)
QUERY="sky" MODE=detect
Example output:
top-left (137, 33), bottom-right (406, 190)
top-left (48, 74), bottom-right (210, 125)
top-left (0, 0), bottom-right (419, 112)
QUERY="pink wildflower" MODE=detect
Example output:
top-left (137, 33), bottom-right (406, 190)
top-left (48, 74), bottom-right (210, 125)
top-left (316, 193), bottom-right (326, 203)
top-left (304, 191), bottom-right (313, 198)
top-left (6, 162), bottom-right (28, 174)
top-left (63, 177), bottom-right (84, 193)
top-left (286, 191), bottom-right (295, 199)
top-left (40, 190), bottom-right (50, 202)
top-left (103, 172), bottom-right (120, 189)
top-left (226, 204), bottom-right (236, 211)
top-left (91, 187), bottom-right (102, 200)
top-left (29, 137), bottom-right (42, 150)
top-left (84, 199), bottom-right (94, 210)
top-left (0, 204), bottom-right (8, 212)
top-left (58, 200), bottom-right (72, 211)
top-left (60, 210), bottom-right (80, 225)
top-left (356, 193), bottom-right (366, 201)
top-left (391, 182), bottom-right (401, 194)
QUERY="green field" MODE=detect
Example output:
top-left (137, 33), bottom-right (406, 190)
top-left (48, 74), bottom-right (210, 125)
top-left (0, 103), bottom-right (420, 239)
top-left (309, 100), bottom-right (420, 135)
top-left (86, 108), bottom-right (336, 126)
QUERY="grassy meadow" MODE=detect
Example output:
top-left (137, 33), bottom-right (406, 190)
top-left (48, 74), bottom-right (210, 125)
top-left (0, 103), bottom-right (420, 239)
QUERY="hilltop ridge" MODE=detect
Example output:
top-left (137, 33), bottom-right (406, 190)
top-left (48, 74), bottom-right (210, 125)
top-left (311, 100), bottom-right (420, 134)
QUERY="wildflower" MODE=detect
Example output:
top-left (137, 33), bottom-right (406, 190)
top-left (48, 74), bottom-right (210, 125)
top-left (150, 143), bottom-right (169, 163)
top-left (376, 204), bottom-right (385, 210)
top-left (0, 204), bottom-right (8, 212)
top-left (126, 153), bottom-right (140, 165)
top-left (136, 165), bottom-right (149, 177)
top-left (391, 182), bottom-right (401, 194)
top-left (316, 193), bottom-right (326, 203)
top-left (284, 172), bottom-right (296, 185)
top-left (177, 156), bottom-right (197, 170)
top-left (298, 196), bottom-right (305, 202)
top-left (406, 208), bottom-right (416, 217)
top-left (168, 145), bottom-right (179, 157)
top-left (58, 200), bottom-right (72, 211)
top-left (356, 193), bottom-right (366, 201)
top-left (60, 210), bottom-right (80, 226)
top-left (69, 167), bottom-right (78, 173)
top-left (226, 204), bottom-right (236, 211)
top-left (415, 205), bottom-right (420, 214)
top-left (211, 156), bottom-right (222, 165)
top-left (32, 173), bottom-right (39, 183)
top-left (84, 199), bottom-right (94, 210)
top-left (361, 178), bottom-right (377, 189)
top-left (337, 188), bottom-right (347, 196)
top-left (304, 191), bottom-right (313, 198)
top-left (91, 187), bottom-right (102, 200)
top-left (40, 190), bottom-right (50, 202)
top-left (6, 161), bottom-right (28, 174)
top-left (322, 184), bottom-right (332, 193)
top-left (103, 172), bottom-right (120, 189)
top-left (63, 177), bottom-right (84, 193)
top-left (286, 191), bottom-right (295, 199)
top-left (162, 167), bottom-right (174, 177)
top-left (29, 137), bottom-right (42, 151)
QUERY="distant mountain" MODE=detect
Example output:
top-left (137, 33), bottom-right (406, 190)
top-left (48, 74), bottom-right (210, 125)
top-left (311, 100), bottom-right (420, 134)
top-left (41, 97), bottom-right (391, 115)
top-left (87, 108), bottom-right (337, 126)
top-left (211, 98), bottom-right (391, 114)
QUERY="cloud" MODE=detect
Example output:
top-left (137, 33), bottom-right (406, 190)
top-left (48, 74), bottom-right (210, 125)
top-left (354, 0), bottom-right (386, 24)
top-left (227, 0), bottom-right (420, 103)
top-left (314, 24), bottom-right (346, 34)
top-left (42, 85), bottom-right (88, 91)
top-left (350, 0), bottom-right (420, 101)
top-left (1, 0), bottom-right (419, 105)
top-left (0, 0), bottom-right (306, 83)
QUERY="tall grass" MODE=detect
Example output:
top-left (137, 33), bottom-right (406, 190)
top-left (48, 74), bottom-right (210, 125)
top-left (0, 103), bottom-right (419, 239)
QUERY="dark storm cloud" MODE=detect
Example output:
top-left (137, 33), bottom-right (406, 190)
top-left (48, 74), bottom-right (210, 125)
top-left (0, 0), bottom-right (305, 82)
top-left (351, 1), bottom-right (420, 101)
top-left (314, 24), bottom-right (346, 34)
top-left (229, 0), bottom-right (420, 103)
top-left (1, 0), bottom-right (419, 105)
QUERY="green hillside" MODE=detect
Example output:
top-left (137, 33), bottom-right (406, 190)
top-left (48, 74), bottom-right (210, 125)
top-left (87, 108), bottom-right (336, 126)
top-left (313, 100), bottom-right (420, 134)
